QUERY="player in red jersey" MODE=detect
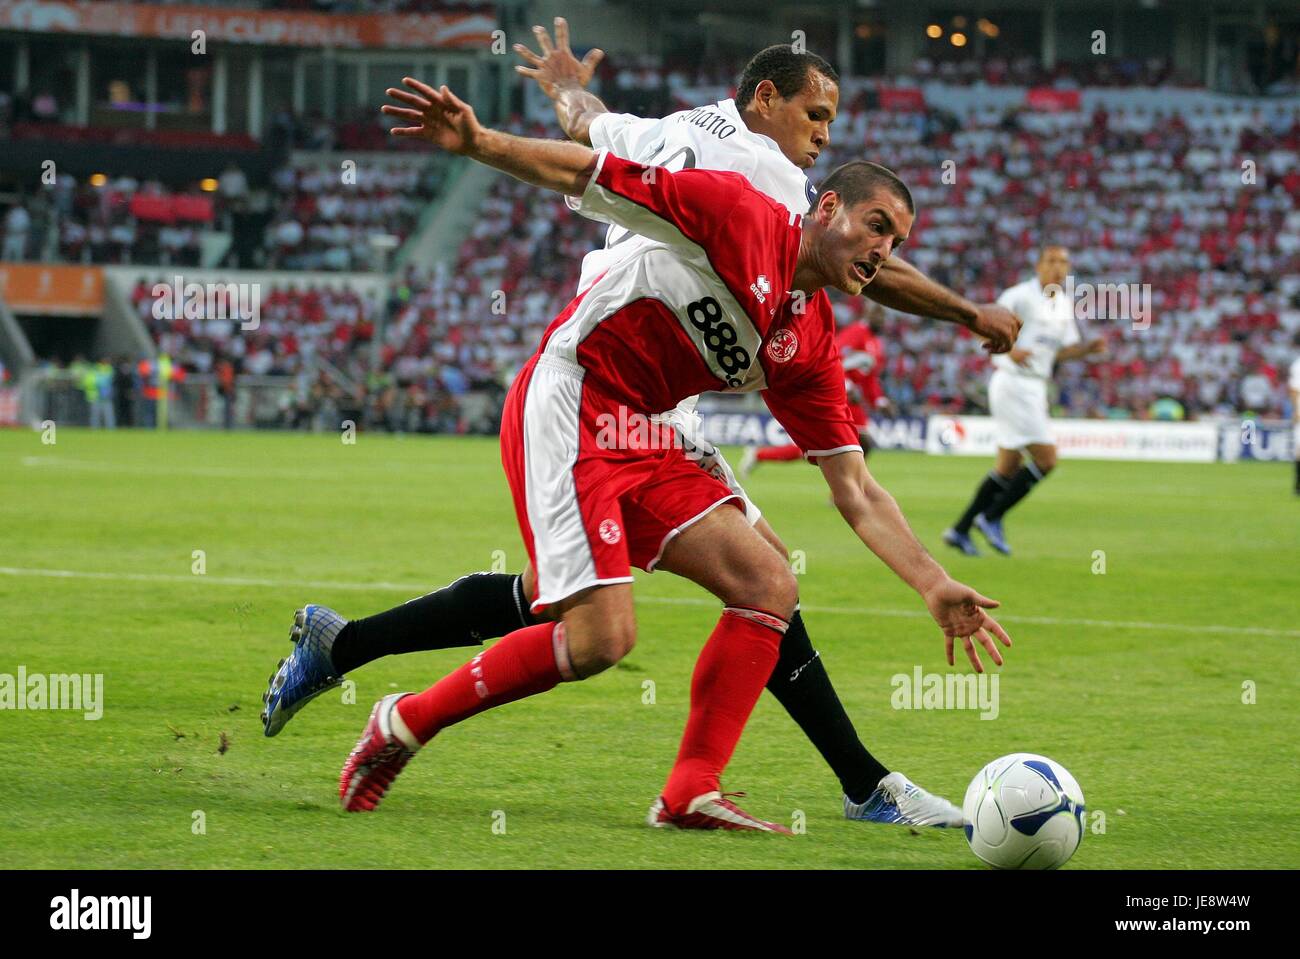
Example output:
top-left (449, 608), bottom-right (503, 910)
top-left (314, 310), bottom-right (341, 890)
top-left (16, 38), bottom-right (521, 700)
top-left (265, 40), bottom-right (1015, 828)
top-left (335, 82), bottom-right (1011, 830)
top-left (742, 302), bottom-right (890, 474)
top-left (836, 302), bottom-right (892, 454)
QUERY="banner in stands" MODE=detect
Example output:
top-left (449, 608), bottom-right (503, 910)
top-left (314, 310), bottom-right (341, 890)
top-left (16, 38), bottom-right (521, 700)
top-left (926, 415), bottom-right (1220, 462)
top-left (696, 412), bottom-right (927, 452)
top-left (1025, 87), bottom-right (1082, 111)
top-left (0, 264), bottom-right (104, 316)
top-left (876, 88), bottom-right (927, 111)
top-left (0, 2), bottom-right (496, 50)
top-left (1219, 420), bottom-right (1296, 462)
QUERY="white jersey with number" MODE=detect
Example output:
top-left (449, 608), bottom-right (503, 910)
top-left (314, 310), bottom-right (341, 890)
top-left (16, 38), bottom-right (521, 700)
top-left (992, 277), bottom-right (1082, 381)
top-left (571, 98), bottom-right (814, 294)
top-left (564, 98), bottom-right (813, 522)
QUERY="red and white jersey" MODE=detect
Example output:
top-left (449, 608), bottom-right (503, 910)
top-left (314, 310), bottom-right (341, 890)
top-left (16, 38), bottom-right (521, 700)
top-left (547, 150), bottom-right (860, 460)
top-left (572, 98), bottom-right (813, 294)
top-left (837, 321), bottom-right (886, 408)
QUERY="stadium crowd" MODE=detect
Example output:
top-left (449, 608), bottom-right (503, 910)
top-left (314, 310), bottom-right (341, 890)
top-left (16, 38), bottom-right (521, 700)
top-left (0, 107), bottom-right (445, 270)
top-left (10, 66), bottom-right (1300, 430)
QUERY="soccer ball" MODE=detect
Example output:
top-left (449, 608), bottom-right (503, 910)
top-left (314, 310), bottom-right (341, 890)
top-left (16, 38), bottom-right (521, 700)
top-left (962, 753), bottom-right (1086, 869)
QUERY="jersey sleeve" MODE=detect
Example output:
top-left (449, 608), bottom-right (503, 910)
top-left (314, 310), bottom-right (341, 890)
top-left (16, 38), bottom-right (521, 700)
top-left (570, 149), bottom-right (746, 255)
top-left (1062, 313), bottom-right (1082, 349)
top-left (588, 112), bottom-right (660, 158)
top-left (764, 337), bottom-right (864, 462)
top-left (996, 284), bottom-right (1021, 315)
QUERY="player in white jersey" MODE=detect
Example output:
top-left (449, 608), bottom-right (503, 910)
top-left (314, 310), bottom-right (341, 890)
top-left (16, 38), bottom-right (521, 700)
top-left (1289, 333), bottom-right (1300, 495)
top-left (943, 246), bottom-right (1107, 556)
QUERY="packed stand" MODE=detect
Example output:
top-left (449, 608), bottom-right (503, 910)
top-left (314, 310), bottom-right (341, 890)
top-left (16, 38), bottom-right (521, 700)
top-left (509, 77), bottom-right (1300, 421)
top-left (261, 153), bottom-right (446, 272)
top-left (0, 109), bottom-right (445, 271)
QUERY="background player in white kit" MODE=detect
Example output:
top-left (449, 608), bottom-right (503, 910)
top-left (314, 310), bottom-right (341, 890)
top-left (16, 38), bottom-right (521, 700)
top-left (943, 246), bottom-right (1106, 556)
top-left (1290, 332), bottom-right (1300, 496)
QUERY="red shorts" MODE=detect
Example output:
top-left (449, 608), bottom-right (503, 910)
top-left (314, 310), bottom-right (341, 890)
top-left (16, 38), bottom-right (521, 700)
top-left (501, 354), bottom-right (741, 614)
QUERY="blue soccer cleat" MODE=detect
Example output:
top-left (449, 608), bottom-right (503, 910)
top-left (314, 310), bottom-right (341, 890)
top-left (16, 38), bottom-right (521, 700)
top-left (844, 772), bottom-right (965, 828)
top-left (942, 527), bottom-right (981, 557)
top-left (973, 513), bottom-right (1012, 555)
top-left (261, 605), bottom-right (347, 737)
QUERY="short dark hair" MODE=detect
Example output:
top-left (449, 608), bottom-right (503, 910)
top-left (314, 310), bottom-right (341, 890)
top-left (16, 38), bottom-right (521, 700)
top-left (817, 160), bottom-right (914, 215)
top-left (736, 45), bottom-right (838, 109)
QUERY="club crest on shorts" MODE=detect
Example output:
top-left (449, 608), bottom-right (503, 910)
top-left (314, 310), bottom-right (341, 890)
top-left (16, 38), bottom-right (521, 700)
top-left (598, 519), bottom-right (622, 545)
top-left (766, 329), bottom-right (798, 363)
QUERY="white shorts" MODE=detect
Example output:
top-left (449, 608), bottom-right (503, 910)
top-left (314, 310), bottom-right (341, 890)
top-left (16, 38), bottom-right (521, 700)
top-left (988, 369), bottom-right (1053, 450)
top-left (658, 407), bottom-right (762, 526)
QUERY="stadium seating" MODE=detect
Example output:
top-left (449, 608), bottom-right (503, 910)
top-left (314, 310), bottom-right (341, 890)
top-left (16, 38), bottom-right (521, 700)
top-left (11, 73), bottom-right (1298, 426)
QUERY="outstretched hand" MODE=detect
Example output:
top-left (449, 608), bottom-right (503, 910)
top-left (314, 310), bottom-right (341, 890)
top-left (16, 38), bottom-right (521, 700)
top-left (972, 303), bottom-right (1021, 354)
top-left (382, 78), bottom-right (482, 155)
top-left (513, 17), bottom-right (605, 100)
top-left (922, 577), bottom-right (1013, 672)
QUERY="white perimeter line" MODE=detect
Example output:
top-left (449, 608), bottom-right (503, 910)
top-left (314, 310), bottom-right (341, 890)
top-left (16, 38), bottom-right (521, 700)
top-left (1, 565), bottom-right (1295, 638)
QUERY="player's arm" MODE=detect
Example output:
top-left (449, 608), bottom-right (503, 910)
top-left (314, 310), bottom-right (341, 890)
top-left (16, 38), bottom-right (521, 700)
top-left (384, 79), bottom-right (598, 194)
top-left (1057, 338), bottom-right (1106, 361)
top-left (513, 17), bottom-right (608, 146)
top-left (819, 451), bottom-right (1011, 671)
top-left (384, 80), bottom-right (737, 250)
top-left (866, 256), bottom-right (1021, 354)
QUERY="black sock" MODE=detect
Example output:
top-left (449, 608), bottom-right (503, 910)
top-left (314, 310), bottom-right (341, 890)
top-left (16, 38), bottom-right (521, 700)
top-left (1294, 459), bottom-right (1299, 492)
top-left (765, 609), bottom-right (889, 803)
top-left (954, 471), bottom-right (1011, 534)
top-left (982, 462), bottom-right (1045, 522)
top-left (329, 572), bottom-right (536, 674)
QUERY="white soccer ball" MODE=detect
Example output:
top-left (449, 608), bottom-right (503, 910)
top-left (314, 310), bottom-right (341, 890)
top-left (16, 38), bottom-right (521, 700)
top-left (962, 753), bottom-right (1086, 869)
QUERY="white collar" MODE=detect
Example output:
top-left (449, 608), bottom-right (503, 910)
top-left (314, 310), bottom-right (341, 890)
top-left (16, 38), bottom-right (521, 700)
top-left (715, 98), bottom-right (784, 155)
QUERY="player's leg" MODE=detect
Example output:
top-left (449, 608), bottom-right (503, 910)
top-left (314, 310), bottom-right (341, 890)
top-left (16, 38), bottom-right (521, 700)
top-left (651, 501), bottom-right (798, 826)
top-left (739, 442), bottom-right (802, 478)
top-left (332, 570), bottom-right (537, 671)
top-left (973, 374), bottom-right (1054, 553)
top-left (340, 583), bottom-right (629, 812)
top-left (982, 442), bottom-right (1055, 523)
top-left (675, 423), bottom-right (954, 818)
top-left (1293, 421), bottom-right (1299, 495)
top-left (745, 518), bottom-right (888, 804)
top-left (260, 567), bottom-right (540, 736)
top-left (945, 447), bottom-right (1020, 555)
top-left (736, 518), bottom-right (963, 825)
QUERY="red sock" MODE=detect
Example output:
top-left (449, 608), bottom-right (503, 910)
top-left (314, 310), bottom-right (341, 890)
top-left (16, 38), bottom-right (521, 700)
top-left (661, 607), bottom-right (787, 811)
top-left (756, 444), bottom-right (802, 462)
top-left (395, 621), bottom-right (574, 744)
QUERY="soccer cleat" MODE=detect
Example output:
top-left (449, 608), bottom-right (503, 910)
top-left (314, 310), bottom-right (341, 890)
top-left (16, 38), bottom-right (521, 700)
top-left (942, 527), bottom-right (981, 557)
top-left (738, 446), bottom-right (759, 479)
top-left (973, 513), bottom-right (1012, 555)
top-left (648, 792), bottom-right (793, 834)
top-left (339, 693), bottom-right (420, 812)
top-left (261, 604), bottom-right (347, 737)
top-left (844, 772), bottom-right (965, 828)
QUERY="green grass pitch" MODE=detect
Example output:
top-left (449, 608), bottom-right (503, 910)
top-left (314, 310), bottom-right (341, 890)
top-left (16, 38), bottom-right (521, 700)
top-left (2, 427), bottom-right (1297, 869)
